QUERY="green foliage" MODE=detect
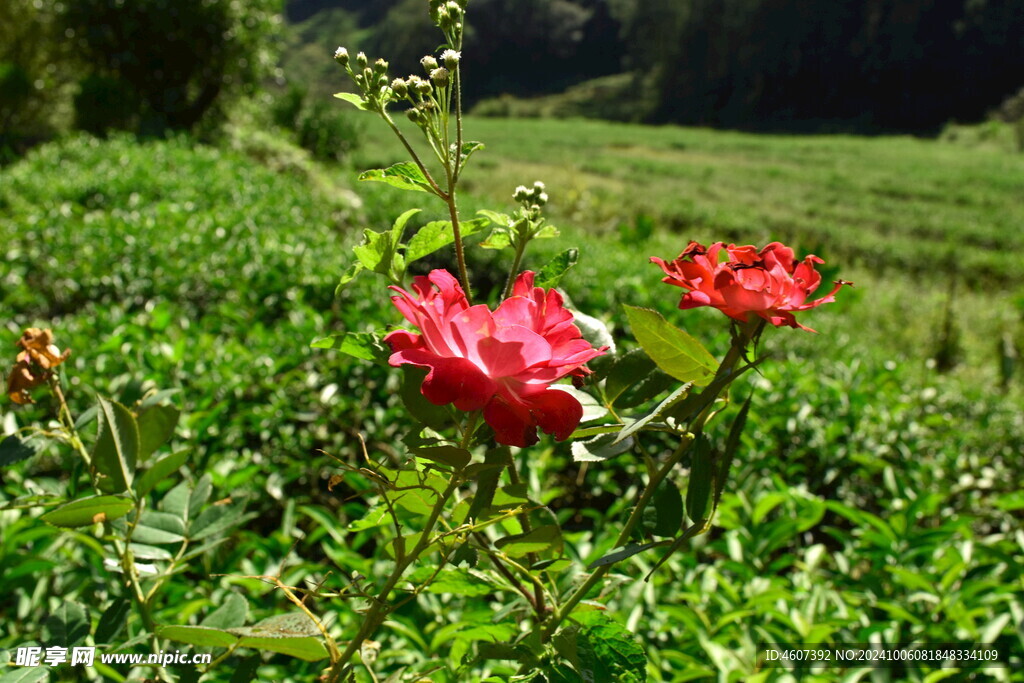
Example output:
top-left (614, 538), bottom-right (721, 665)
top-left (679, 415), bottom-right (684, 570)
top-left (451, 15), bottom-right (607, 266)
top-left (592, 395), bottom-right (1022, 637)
top-left (62, 0), bottom-right (283, 134)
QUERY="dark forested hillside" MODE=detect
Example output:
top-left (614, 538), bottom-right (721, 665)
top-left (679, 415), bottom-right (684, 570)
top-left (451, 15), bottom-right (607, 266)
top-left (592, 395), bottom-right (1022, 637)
top-left (288, 0), bottom-right (1024, 133)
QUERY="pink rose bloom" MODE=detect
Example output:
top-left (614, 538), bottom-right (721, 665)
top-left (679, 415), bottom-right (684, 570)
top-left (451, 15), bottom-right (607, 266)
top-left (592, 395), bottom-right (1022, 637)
top-left (384, 270), bottom-right (606, 447)
top-left (651, 241), bottom-right (851, 332)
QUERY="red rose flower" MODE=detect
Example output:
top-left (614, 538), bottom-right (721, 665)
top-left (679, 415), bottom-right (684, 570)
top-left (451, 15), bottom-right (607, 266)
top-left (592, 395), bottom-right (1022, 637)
top-left (385, 270), bottom-right (606, 447)
top-left (651, 241), bottom-right (850, 332)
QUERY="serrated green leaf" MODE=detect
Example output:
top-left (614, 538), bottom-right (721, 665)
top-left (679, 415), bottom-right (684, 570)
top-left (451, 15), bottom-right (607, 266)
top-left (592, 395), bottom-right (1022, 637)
top-left (40, 494), bottom-right (133, 528)
top-left (333, 92), bottom-right (369, 110)
top-left (310, 331), bottom-right (390, 365)
top-left (405, 217), bottom-right (487, 263)
top-left (534, 225), bottom-right (560, 239)
top-left (603, 349), bottom-right (657, 405)
top-left (575, 614), bottom-right (647, 682)
top-left (623, 306), bottom-right (718, 386)
top-left (359, 163), bottom-right (432, 193)
top-left (45, 601), bottom-right (90, 648)
top-left (686, 435), bottom-right (713, 524)
top-left (534, 249), bottom-right (579, 289)
top-left (135, 450), bottom-right (189, 498)
top-left (93, 396), bottom-right (140, 493)
top-left (466, 447), bottom-right (510, 522)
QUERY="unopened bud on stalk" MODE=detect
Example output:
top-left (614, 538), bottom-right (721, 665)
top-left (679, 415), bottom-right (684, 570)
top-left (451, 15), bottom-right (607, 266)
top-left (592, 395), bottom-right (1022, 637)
top-left (374, 58), bottom-right (389, 74)
top-left (513, 185), bottom-right (530, 202)
top-left (441, 49), bottom-right (461, 69)
top-left (445, 1), bottom-right (462, 16)
top-left (415, 79), bottom-right (433, 96)
top-left (355, 52), bottom-right (368, 70)
top-left (533, 181), bottom-right (546, 192)
top-left (421, 55), bottom-right (439, 73)
top-left (536, 192), bottom-right (549, 206)
top-left (334, 47), bottom-right (349, 66)
top-left (391, 78), bottom-right (408, 97)
top-left (430, 67), bottom-right (450, 88)
top-left (407, 108), bottom-right (422, 124)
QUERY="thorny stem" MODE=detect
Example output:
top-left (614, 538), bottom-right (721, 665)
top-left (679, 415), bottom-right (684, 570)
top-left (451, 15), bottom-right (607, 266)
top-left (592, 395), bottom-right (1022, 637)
top-left (538, 322), bottom-right (761, 641)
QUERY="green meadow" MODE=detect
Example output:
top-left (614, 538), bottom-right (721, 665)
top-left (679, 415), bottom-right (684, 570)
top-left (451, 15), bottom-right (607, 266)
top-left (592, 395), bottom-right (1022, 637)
top-left (2, 117), bottom-right (1022, 681)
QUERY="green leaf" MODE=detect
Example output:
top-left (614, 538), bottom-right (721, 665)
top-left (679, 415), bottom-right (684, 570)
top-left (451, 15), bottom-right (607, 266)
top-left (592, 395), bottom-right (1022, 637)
top-left (407, 567), bottom-right (497, 597)
top-left (161, 480), bottom-right (190, 518)
top-left (95, 597), bottom-right (131, 644)
top-left (238, 636), bottom-right (329, 662)
top-left (311, 332), bottom-right (391, 364)
top-left (333, 92), bottom-right (369, 110)
top-left (623, 306), bottom-right (718, 386)
top-left (685, 435), bottom-right (713, 524)
top-left (158, 625), bottom-right (239, 649)
top-left (574, 614), bottom-right (647, 682)
top-left (189, 499), bottom-right (249, 541)
top-left (534, 249), bottom-right (579, 289)
top-left (571, 433), bottom-right (633, 463)
top-left (335, 262), bottom-right (364, 294)
top-left (480, 229), bottom-right (512, 250)
top-left (231, 612), bottom-right (321, 638)
top-left (128, 543), bottom-right (173, 560)
top-left (415, 445), bottom-right (471, 470)
top-left (405, 217), bottom-right (488, 263)
top-left (460, 141), bottom-right (485, 164)
top-left (0, 669), bottom-right (50, 683)
top-left (644, 479), bottom-right (684, 538)
top-left (613, 382), bottom-right (692, 445)
top-left (136, 403), bottom-right (179, 462)
top-left (359, 162), bottom-right (433, 194)
top-left (188, 473), bottom-right (213, 521)
top-left (132, 509), bottom-right (186, 544)
top-left (40, 494), bottom-right (133, 527)
top-left (45, 601), bottom-right (90, 648)
top-left (715, 395), bottom-right (751, 508)
top-left (466, 447), bottom-right (511, 522)
top-left (0, 433), bottom-right (41, 468)
top-left (534, 224), bottom-right (560, 239)
top-left (603, 350), bottom-right (657, 405)
top-left (400, 366), bottom-right (451, 430)
top-left (202, 592), bottom-right (249, 630)
top-left (92, 397), bottom-right (140, 493)
top-left (588, 542), bottom-right (662, 569)
top-left (495, 525), bottom-right (563, 558)
top-left (135, 450), bottom-right (190, 497)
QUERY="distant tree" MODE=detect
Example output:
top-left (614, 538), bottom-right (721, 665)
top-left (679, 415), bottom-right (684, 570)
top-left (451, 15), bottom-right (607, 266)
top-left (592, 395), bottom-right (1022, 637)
top-left (0, 0), bottom-right (77, 149)
top-left (63, 0), bottom-right (284, 135)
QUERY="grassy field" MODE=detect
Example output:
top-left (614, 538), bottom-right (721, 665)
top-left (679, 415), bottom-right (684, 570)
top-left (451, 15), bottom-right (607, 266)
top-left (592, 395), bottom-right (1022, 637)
top-left (1, 120), bottom-right (1022, 681)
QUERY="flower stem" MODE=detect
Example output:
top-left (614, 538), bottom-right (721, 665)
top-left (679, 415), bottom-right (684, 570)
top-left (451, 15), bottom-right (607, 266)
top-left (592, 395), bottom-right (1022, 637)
top-left (539, 324), bottom-right (758, 641)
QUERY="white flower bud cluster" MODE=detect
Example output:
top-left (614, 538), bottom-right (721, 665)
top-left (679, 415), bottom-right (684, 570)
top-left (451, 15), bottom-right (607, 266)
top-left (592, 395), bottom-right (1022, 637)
top-left (334, 46), bottom-right (395, 112)
top-left (514, 181), bottom-right (549, 208)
